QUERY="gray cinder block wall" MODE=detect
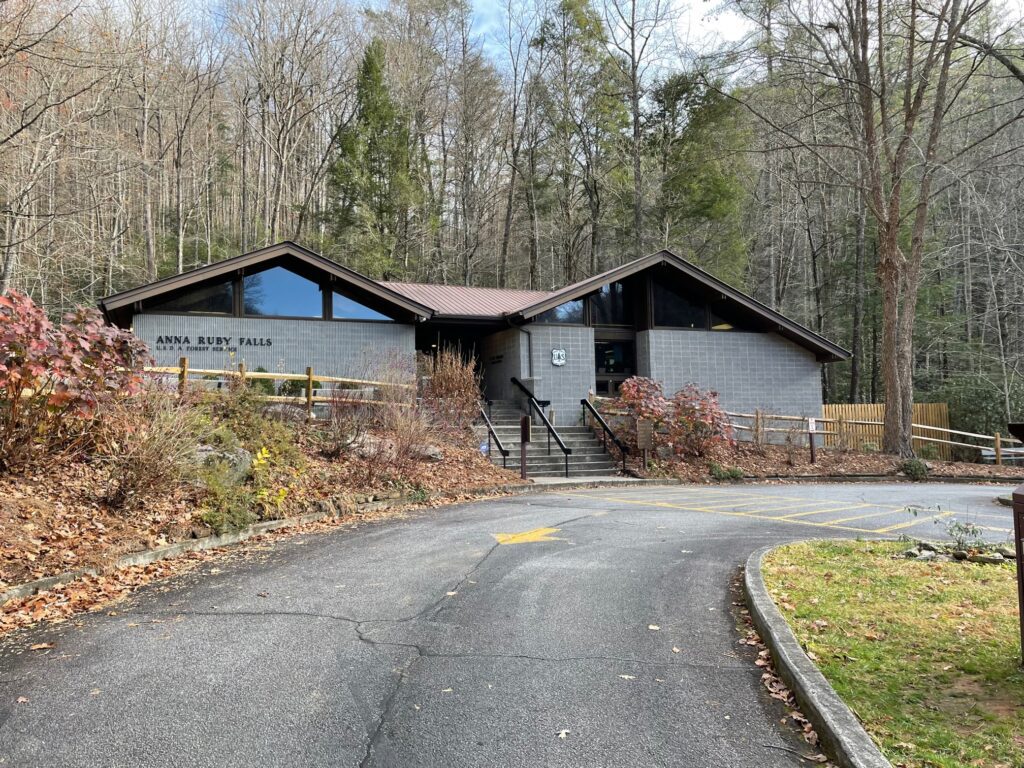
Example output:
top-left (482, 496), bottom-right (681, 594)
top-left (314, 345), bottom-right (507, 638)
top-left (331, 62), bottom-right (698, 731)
top-left (480, 328), bottom-right (525, 404)
top-left (133, 314), bottom-right (415, 380)
top-left (525, 325), bottom-right (596, 426)
top-left (638, 330), bottom-right (823, 417)
top-left (480, 325), bottom-right (595, 426)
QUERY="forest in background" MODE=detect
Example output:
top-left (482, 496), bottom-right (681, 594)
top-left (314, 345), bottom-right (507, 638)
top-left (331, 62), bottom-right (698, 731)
top-left (0, 0), bottom-right (1022, 446)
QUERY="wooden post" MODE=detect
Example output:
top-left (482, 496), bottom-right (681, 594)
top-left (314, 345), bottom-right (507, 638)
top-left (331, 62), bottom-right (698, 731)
top-left (995, 432), bottom-right (1003, 466)
top-left (305, 367), bottom-right (314, 423)
top-left (237, 362), bottom-right (246, 384)
top-left (808, 417), bottom-right (817, 464)
top-left (178, 357), bottom-right (189, 396)
top-left (1012, 485), bottom-right (1024, 666)
top-left (753, 410), bottom-right (762, 446)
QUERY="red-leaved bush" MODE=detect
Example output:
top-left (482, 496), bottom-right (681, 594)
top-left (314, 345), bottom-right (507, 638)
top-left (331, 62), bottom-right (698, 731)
top-left (0, 290), bottom-right (152, 470)
top-left (601, 376), bottom-right (733, 459)
top-left (666, 384), bottom-right (734, 458)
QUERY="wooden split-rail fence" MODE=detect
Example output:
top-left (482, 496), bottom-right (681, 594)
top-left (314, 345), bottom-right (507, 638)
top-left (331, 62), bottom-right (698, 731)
top-left (147, 357), bottom-right (414, 423)
top-left (727, 404), bottom-right (1023, 466)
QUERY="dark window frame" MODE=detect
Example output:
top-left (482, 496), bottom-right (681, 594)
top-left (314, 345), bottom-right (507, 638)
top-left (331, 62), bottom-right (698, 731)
top-left (588, 281), bottom-right (633, 328)
top-left (649, 278), bottom-right (710, 331)
top-left (140, 262), bottom-right (398, 324)
top-left (241, 265), bottom-right (325, 320)
top-left (532, 298), bottom-right (587, 326)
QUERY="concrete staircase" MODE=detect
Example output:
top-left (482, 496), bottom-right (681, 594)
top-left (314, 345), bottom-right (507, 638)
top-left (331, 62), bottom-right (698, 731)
top-left (482, 399), bottom-right (622, 478)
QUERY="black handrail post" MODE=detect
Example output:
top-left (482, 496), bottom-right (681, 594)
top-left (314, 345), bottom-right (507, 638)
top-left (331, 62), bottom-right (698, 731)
top-left (480, 406), bottom-right (509, 470)
top-left (581, 398), bottom-right (630, 475)
top-left (511, 377), bottom-right (572, 473)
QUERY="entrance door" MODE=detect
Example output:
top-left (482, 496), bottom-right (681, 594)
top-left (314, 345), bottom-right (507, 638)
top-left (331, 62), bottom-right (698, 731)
top-left (594, 336), bottom-right (636, 396)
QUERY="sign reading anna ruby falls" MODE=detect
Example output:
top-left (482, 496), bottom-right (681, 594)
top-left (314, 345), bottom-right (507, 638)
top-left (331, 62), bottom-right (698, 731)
top-left (154, 335), bottom-right (273, 353)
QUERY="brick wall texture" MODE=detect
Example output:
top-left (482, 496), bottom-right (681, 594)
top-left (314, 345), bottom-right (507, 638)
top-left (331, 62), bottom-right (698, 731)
top-left (133, 314), bottom-right (414, 380)
top-left (638, 329), bottom-right (823, 417)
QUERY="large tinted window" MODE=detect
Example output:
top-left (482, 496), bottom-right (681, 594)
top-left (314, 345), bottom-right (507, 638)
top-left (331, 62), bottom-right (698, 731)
top-left (534, 299), bottom-right (585, 324)
top-left (145, 280), bottom-right (233, 314)
top-left (652, 282), bottom-right (706, 329)
top-left (590, 282), bottom-right (630, 325)
top-left (243, 267), bottom-right (322, 318)
top-left (333, 292), bottom-right (391, 321)
top-left (709, 300), bottom-right (756, 331)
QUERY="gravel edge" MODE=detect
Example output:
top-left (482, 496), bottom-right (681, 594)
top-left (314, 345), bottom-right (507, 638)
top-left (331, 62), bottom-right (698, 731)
top-left (744, 544), bottom-right (893, 768)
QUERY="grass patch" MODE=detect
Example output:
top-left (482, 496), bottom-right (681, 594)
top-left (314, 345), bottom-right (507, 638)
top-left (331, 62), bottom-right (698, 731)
top-left (762, 540), bottom-right (1023, 768)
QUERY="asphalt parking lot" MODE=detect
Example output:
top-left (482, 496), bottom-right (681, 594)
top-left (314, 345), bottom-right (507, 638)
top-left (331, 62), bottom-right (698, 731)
top-left (0, 481), bottom-right (1016, 767)
top-left (565, 482), bottom-right (1016, 543)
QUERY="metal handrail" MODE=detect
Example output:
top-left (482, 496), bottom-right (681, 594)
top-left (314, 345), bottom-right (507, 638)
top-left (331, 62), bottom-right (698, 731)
top-left (581, 398), bottom-right (629, 473)
top-left (480, 406), bottom-right (509, 468)
top-left (510, 376), bottom-right (571, 477)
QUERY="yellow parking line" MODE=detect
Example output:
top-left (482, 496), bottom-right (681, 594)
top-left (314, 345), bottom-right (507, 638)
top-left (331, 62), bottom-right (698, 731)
top-left (976, 524), bottom-right (1011, 534)
top-left (875, 511), bottom-right (954, 533)
top-left (826, 508), bottom-right (904, 525)
top-left (690, 498), bottom-right (821, 512)
top-left (771, 503), bottom-right (875, 520)
top-left (565, 494), bottom-right (889, 535)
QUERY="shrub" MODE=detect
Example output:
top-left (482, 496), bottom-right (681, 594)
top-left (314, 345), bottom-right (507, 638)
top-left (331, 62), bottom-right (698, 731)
top-left (101, 387), bottom-right (205, 510)
top-left (666, 385), bottom-right (734, 458)
top-left (418, 347), bottom-right (480, 436)
top-left (0, 291), bottom-right (151, 470)
top-left (199, 458), bottom-right (256, 534)
top-left (250, 368), bottom-right (276, 396)
top-left (709, 461), bottom-right (743, 481)
top-left (898, 457), bottom-right (930, 481)
top-left (320, 384), bottom-right (372, 458)
top-left (279, 377), bottom-right (320, 398)
top-left (601, 376), bottom-right (670, 452)
top-left (199, 379), bottom-right (302, 469)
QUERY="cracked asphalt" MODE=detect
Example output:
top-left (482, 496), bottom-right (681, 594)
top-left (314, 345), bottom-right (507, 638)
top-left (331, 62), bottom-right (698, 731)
top-left (0, 482), bottom-right (1015, 767)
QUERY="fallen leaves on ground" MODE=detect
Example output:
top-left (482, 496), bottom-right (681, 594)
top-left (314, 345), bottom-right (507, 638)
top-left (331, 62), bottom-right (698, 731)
top-left (732, 572), bottom-right (836, 767)
top-left (657, 443), bottom-right (1022, 483)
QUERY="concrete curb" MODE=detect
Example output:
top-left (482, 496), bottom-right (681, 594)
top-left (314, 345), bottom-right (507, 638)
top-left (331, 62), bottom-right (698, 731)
top-left (733, 474), bottom-right (1021, 486)
top-left (744, 544), bottom-right (893, 768)
top-left (0, 477), bottom-right (674, 605)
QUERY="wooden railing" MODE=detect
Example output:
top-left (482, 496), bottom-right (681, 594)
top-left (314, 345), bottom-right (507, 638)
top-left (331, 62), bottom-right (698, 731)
top-left (147, 356), bottom-right (413, 423)
top-left (726, 410), bottom-right (1024, 466)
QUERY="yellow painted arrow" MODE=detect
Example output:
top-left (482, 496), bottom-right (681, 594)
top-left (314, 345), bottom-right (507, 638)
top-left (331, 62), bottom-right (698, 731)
top-left (492, 527), bottom-right (562, 544)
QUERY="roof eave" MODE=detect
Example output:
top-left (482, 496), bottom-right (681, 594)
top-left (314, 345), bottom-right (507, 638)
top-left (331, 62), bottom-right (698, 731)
top-left (513, 250), bottom-right (850, 362)
top-left (99, 241), bottom-right (435, 321)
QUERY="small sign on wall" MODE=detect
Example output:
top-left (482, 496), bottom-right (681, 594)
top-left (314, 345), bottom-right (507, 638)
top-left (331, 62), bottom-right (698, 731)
top-left (551, 348), bottom-right (566, 367)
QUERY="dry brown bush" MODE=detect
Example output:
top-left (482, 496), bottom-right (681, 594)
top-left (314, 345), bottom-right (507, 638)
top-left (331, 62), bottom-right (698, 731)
top-left (100, 386), bottom-right (205, 511)
top-left (418, 347), bottom-right (481, 437)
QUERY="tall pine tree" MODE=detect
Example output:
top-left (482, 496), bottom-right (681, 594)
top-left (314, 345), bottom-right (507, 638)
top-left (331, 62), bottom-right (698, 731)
top-left (326, 39), bottom-right (412, 278)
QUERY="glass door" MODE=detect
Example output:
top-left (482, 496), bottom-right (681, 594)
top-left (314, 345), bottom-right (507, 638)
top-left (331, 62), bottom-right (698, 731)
top-left (594, 338), bottom-right (635, 396)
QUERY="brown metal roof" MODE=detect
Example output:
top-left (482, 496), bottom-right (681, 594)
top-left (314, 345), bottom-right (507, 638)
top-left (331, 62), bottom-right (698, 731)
top-left (382, 282), bottom-right (551, 318)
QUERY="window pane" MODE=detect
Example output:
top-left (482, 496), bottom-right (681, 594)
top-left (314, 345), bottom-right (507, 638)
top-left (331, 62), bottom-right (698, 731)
top-left (590, 282), bottom-right (630, 325)
top-left (710, 310), bottom-right (734, 331)
top-left (535, 299), bottom-right (584, 324)
top-left (146, 280), bottom-right (233, 314)
top-left (595, 340), bottom-right (635, 375)
top-left (243, 267), bottom-right (322, 318)
top-left (652, 282), bottom-right (706, 328)
top-left (333, 292), bottom-right (391, 321)
top-left (710, 300), bottom-right (756, 331)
